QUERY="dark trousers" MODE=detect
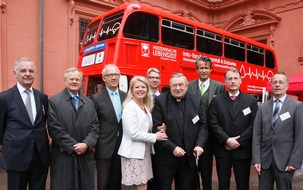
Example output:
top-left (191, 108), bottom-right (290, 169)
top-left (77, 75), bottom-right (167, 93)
top-left (215, 156), bottom-right (251, 190)
top-left (96, 152), bottom-right (121, 190)
top-left (259, 159), bottom-right (294, 190)
top-left (155, 155), bottom-right (195, 190)
top-left (198, 144), bottom-right (213, 190)
top-left (7, 145), bottom-right (48, 190)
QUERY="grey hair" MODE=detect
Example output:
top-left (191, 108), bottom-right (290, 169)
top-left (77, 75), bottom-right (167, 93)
top-left (170, 73), bottom-right (189, 85)
top-left (146, 67), bottom-right (160, 76)
top-left (63, 67), bottom-right (83, 79)
top-left (14, 57), bottom-right (36, 73)
top-left (102, 64), bottom-right (120, 76)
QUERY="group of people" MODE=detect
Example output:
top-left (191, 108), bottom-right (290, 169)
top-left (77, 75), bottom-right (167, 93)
top-left (0, 56), bottom-right (303, 190)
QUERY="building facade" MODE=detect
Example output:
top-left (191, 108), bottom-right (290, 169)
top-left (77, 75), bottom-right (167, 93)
top-left (1, 0), bottom-right (303, 96)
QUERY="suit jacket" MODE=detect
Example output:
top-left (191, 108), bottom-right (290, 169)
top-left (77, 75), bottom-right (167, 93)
top-left (188, 79), bottom-right (225, 106)
top-left (209, 92), bottom-right (258, 159)
top-left (92, 88), bottom-right (127, 159)
top-left (118, 100), bottom-right (156, 159)
top-left (152, 92), bottom-right (208, 169)
top-left (252, 96), bottom-right (303, 171)
top-left (0, 85), bottom-right (50, 171)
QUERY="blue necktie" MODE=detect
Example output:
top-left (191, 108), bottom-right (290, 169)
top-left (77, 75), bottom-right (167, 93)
top-left (111, 92), bottom-right (122, 122)
top-left (73, 96), bottom-right (79, 110)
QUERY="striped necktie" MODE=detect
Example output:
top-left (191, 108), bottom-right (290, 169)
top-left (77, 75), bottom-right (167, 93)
top-left (272, 99), bottom-right (281, 127)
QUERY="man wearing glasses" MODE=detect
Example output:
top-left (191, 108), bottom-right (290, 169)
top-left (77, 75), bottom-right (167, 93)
top-left (92, 64), bottom-right (127, 190)
top-left (252, 72), bottom-right (303, 190)
top-left (146, 68), bottom-right (161, 101)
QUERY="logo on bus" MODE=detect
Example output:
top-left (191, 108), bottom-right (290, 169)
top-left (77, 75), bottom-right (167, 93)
top-left (141, 43), bottom-right (150, 57)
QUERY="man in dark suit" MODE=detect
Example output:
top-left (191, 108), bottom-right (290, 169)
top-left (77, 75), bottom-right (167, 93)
top-left (92, 64), bottom-right (127, 190)
top-left (146, 67), bottom-right (161, 98)
top-left (252, 71), bottom-right (303, 190)
top-left (152, 73), bottom-right (208, 190)
top-left (188, 56), bottom-right (225, 190)
top-left (0, 57), bottom-right (50, 190)
top-left (209, 67), bottom-right (258, 190)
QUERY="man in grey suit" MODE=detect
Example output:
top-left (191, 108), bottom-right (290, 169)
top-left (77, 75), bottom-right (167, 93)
top-left (188, 56), bottom-right (225, 190)
top-left (92, 64), bottom-right (127, 190)
top-left (252, 71), bottom-right (303, 190)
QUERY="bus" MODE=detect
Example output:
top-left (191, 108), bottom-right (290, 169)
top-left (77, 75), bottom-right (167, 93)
top-left (78, 3), bottom-right (278, 100)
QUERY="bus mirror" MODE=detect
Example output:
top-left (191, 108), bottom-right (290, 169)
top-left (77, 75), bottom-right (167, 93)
top-left (119, 75), bottom-right (128, 93)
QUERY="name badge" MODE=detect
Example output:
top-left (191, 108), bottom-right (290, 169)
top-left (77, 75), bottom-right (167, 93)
top-left (242, 107), bottom-right (251, 116)
top-left (192, 115), bottom-right (200, 124)
top-left (280, 112), bottom-right (291, 121)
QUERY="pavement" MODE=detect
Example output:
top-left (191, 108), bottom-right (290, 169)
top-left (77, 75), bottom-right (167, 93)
top-left (1, 162), bottom-right (303, 190)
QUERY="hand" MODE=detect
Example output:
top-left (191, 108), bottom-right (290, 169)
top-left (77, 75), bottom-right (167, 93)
top-left (155, 130), bottom-right (168, 141)
top-left (173, 146), bottom-right (186, 157)
top-left (73, 143), bottom-right (88, 155)
top-left (157, 123), bottom-right (166, 132)
top-left (254, 163), bottom-right (261, 175)
top-left (285, 166), bottom-right (296, 172)
top-left (193, 147), bottom-right (204, 157)
top-left (226, 136), bottom-right (240, 149)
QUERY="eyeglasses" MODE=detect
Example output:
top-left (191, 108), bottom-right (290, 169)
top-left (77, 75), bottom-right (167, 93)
top-left (147, 76), bottom-right (160, 80)
top-left (271, 81), bottom-right (286, 85)
top-left (104, 73), bottom-right (120, 78)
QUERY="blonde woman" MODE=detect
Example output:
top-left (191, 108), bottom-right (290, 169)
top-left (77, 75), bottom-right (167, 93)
top-left (118, 76), bottom-right (167, 190)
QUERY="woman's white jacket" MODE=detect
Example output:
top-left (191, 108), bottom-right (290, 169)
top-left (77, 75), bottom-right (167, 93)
top-left (118, 100), bottom-right (156, 159)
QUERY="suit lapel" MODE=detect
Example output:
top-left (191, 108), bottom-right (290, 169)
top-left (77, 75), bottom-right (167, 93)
top-left (222, 93), bottom-right (234, 118)
top-left (208, 80), bottom-right (216, 106)
top-left (274, 96), bottom-right (290, 129)
top-left (33, 89), bottom-right (41, 125)
top-left (102, 90), bottom-right (116, 119)
top-left (12, 86), bottom-right (33, 124)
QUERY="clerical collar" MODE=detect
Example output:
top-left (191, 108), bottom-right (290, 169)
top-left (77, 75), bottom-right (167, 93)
top-left (176, 99), bottom-right (182, 102)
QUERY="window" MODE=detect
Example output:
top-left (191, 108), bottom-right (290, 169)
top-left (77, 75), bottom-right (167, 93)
top-left (247, 44), bottom-right (264, 66)
top-left (224, 37), bottom-right (245, 61)
top-left (266, 50), bottom-right (275, 69)
top-left (82, 19), bottom-right (97, 47)
top-left (123, 12), bottom-right (159, 42)
top-left (79, 18), bottom-right (91, 49)
top-left (162, 19), bottom-right (194, 50)
top-left (98, 11), bottom-right (124, 41)
top-left (196, 29), bottom-right (222, 56)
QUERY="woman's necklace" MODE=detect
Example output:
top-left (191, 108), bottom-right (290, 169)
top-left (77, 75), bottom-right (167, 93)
top-left (135, 100), bottom-right (145, 111)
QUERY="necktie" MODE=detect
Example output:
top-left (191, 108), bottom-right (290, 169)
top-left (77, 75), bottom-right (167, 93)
top-left (111, 92), bottom-right (122, 122)
top-left (272, 99), bottom-right (281, 127)
top-left (231, 95), bottom-right (237, 100)
top-left (25, 90), bottom-right (34, 124)
top-left (73, 96), bottom-right (79, 110)
top-left (200, 83), bottom-right (205, 96)
top-left (152, 94), bottom-right (156, 102)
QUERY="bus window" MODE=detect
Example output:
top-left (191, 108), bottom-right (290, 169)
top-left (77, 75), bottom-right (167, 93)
top-left (196, 29), bottom-right (222, 56)
top-left (266, 50), bottom-right (275, 69)
top-left (83, 20), bottom-right (100, 47)
top-left (98, 11), bottom-right (124, 41)
top-left (247, 44), bottom-right (264, 66)
top-left (224, 37), bottom-right (245, 61)
top-left (123, 12), bottom-right (159, 42)
top-left (161, 19), bottom-right (194, 50)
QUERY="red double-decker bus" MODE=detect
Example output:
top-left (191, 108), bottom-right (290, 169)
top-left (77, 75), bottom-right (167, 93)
top-left (78, 3), bottom-right (278, 100)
